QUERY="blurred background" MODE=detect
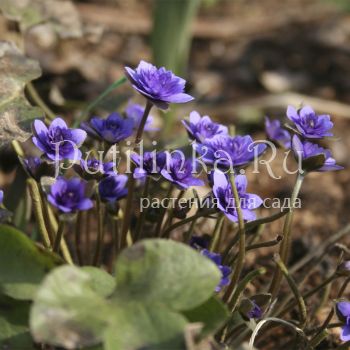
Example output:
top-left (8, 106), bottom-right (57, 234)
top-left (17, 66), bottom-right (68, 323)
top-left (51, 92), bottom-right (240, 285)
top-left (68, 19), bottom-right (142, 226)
top-left (0, 0), bottom-right (349, 286)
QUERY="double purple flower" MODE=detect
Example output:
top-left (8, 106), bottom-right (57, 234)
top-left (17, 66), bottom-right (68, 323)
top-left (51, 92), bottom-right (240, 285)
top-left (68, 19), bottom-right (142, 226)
top-left (125, 60), bottom-right (194, 110)
top-left (160, 152), bottom-right (204, 189)
top-left (182, 111), bottom-right (228, 143)
top-left (287, 105), bottom-right (333, 139)
top-left (125, 102), bottom-right (158, 132)
top-left (82, 112), bottom-right (133, 144)
top-left (32, 118), bottom-right (86, 161)
top-left (196, 135), bottom-right (266, 170)
top-left (48, 177), bottom-right (93, 213)
top-left (98, 174), bottom-right (128, 202)
top-left (292, 135), bottom-right (343, 172)
top-left (131, 151), bottom-right (167, 180)
top-left (201, 249), bottom-right (231, 292)
top-left (336, 301), bottom-right (350, 341)
top-left (265, 117), bottom-right (291, 148)
top-left (212, 170), bottom-right (263, 222)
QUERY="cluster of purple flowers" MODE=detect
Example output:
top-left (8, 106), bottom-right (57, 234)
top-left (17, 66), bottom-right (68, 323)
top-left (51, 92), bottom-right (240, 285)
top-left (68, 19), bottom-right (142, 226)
top-left (265, 106), bottom-right (343, 173)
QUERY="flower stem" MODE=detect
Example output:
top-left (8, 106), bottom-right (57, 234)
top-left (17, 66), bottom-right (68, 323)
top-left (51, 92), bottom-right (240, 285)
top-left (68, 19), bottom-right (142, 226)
top-left (53, 221), bottom-right (65, 253)
top-left (210, 214), bottom-right (224, 252)
top-left (75, 211), bottom-right (84, 265)
top-left (120, 100), bottom-right (153, 250)
top-left (134, 176), bottom-right (151, 241)
top-left (92, 194), bottom-right (104, 266)
top-left (269, 173), bottom-right (305, 299)
top-left (223, 172), bottom-right (246, 302)
top-left (27, 179), bottom-right (51, 249)
top-left (156, 184), bottom-right (174, 237)
top-left (273, 254), bottom-right (307, 329)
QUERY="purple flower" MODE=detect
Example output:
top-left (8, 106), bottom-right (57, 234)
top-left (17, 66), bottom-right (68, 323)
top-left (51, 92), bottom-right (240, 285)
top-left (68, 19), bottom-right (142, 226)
top-left (48, 177), bottom-right (93, 213)
top-left (125, 102), bottom-right (158, 132)
top-left (131, 151), bottom-right (166, 180)
top-left (292, 135), bottom-right (343, 172)
top-left (247, 301), bottom-right (263, 320)
top-left (32, 118), bottom-right (86, 161)
top-left (265, 117), bottom-right (291, 148)
top-left (0, 190), bottom-right (3, 205)
top-left (160, 152), bottom-right (204, 189)
top-left (125, 60), bottom-right (194, 110)
top-left (212, 170), bottom-right (263, 222)
top-left (21, 156), bottom-right (56, 182)
top-left (98, 174), bottom-right (128, 202)
top-left (182, 111), bottom-right (228, 143)
top-left (336, 301), bottom-right (350, 341)
top-left (287, 105), bottom-right (333, 139)
top-left (196, 135), bottom-right (266, 170)
top-left (201, 249), bottom-right (231, 292)
top-left (74, 158), bottom-right (115, 181)
top-left (82, 112), bottom-right (134, 144)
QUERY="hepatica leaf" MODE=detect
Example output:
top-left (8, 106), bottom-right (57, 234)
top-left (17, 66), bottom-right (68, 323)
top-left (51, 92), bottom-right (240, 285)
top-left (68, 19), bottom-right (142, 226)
top-left (0, 0), bottom-right (83, 37)
top-left (0, 224), bottom-right (62, 300)
top-left (0, 41), bottom-right (43, 146)
top-left (29, 239), bottom-right (227, 350)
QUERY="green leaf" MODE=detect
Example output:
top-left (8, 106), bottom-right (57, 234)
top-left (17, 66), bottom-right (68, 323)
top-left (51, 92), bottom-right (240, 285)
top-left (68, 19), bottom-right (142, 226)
top-left (0, 224), bottom-right (62, 300)
top-left (81, 266), bottom-right (116, 298)
top-left (29, 239), bottom-right (224, 349)
top-left (182, 297), bottom-right (228, 338)
top-left (0, 0), bottom-right (83, 37)
top-left (104, 301), bottom-right (187, 350)
top-left (0, 41), bottom-right (43, 146)
top-left (115, 239), bottom-right (221, 310)
top-left (30, 266), bottom-right (108, 349)
top-left (0, 295), bottom-right (35, 349)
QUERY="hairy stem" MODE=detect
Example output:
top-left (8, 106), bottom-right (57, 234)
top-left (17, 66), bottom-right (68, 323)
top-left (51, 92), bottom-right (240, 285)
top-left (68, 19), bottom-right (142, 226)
top-left (53, 221), bottom-right (65, 253)
top-left (93, 194), bottom-right (104, 266)
top-left (269, 173), bottom-right (304, 299)
top-left (134, 176), bottom-right (151, 241)
top-left (120, 100), bottom-right (153, 249)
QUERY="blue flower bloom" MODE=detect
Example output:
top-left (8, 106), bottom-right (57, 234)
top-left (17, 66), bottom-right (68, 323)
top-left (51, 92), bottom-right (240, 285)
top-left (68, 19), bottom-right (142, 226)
top-left (182, 111), bottom-right (228, 143)
top-left (196, 135), bottom-right (266, 170)
top-left (212, 170), bottom-right (263, 222)
top-left (201, 249), bottom-right (231, 292)
top-left (160, 152), bottom-right (204, 189)
top-left (287, 105), bottom-right (333, 139)
top-left (74, 158), bottom-right (115, 181)
top-left (265, 116), bottom-right (291, 148)
top-left (82, 112), bottom-right (134, 144)
top-left (125, 60), bottom-right (194, 110)
top-left (131, 151), bottom-right (166, 180)
top-left (292, 135), bottom-right (343, 172)
top-left (98, 174), bottom-right (128, 202)
top-left (247, 301), bottom-right (263, 319)
top-left (125, 102), bottom-right (158, 132)
top-left (190, 235), bottom-right (210, 250)
top-left (32, 118), bottom-right (86, 161)
top-left (0, 190), bottom-right (3, 205)
top-left (336, 301), bottom-right (350, 341)
top-left (48, 177), bottom-right (93, 213)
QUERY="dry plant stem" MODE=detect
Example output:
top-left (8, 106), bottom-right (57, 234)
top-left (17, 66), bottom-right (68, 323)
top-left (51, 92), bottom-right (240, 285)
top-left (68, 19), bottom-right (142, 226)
top-left (162, 208), bottom-right (217, 238)
top-left (75, 211), bottom-right (83, 265)
top-left (273, 254), bottom-right (307, 329)
top-left (223, 172), bottom-right (246, 302)
top-left (269, 173), bottom-right (305, 299)
top-left (156, 184), bottom-right (174, 237)
top-left (92, 194), bottom-right (104, 266)
top-left (38, 187), bottom-right (55, 244)
top-left (134, 176), bottom-right (151, 241)
top-left (120, 100), bottom-right (153, 249)
top-left (53, 221), bottom-right (65, 253)
top-left (210, 214), bottom-right (225, 252)
top-left (27, 179), bottom-right (51, 249)
top-left (26, 82), bottom-right (56, 121)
